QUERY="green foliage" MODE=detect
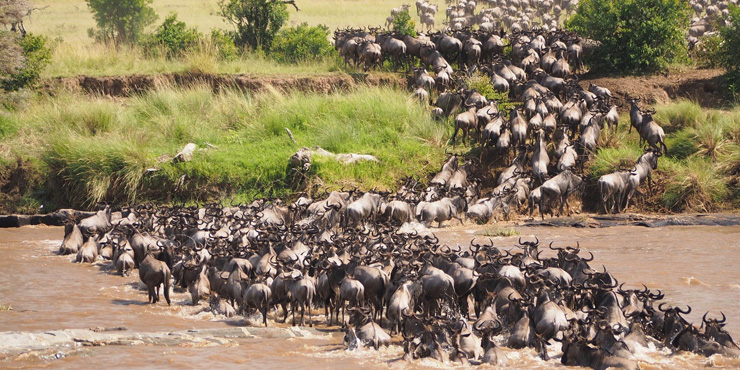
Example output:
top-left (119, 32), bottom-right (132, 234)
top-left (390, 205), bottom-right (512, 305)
top-left (392, 10), bottom-right (416, 37)
top-left (209, 29), bottom-right (240, 61)
top-left (1, 86), bottom-right (447, 210)
top-left (86, 0), bottom-right (158, 44)
top-left (218, 0), bottom-right (290, 51)
top-left (689, 33), bottom-right (722, 68)
top-left (566, 0), bottom-right (691, 73)
top-left (141, 13), bottom-right (201, 59)
top-left (1, 34), bottom-right (52, 92)
top-left (719, 5), bottom-right (740, 99)
top-left (465, 73), bottom-right (516, 113)
top-left (271, 23), bottom-right (333, 63)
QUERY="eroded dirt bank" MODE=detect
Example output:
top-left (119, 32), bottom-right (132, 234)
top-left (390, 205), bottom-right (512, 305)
top-left (43, 72), bottom-right (409, 97)
top-left (41, 68), bottom-right (725, 109)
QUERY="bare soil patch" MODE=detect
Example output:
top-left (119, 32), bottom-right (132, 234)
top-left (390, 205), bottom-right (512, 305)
top-left (579, 68), bottom-right (726, 109)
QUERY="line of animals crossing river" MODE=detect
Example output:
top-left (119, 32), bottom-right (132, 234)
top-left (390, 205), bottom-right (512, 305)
top-left (57, 198), bottom-right (740, 369)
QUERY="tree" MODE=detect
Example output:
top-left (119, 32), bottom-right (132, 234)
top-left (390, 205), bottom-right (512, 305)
top-left (218, 0), bottom-right (299, 51)
top-left (566, 0), bottom-right (691, 73)
top-left (86, 0), bottom-right (158, 44)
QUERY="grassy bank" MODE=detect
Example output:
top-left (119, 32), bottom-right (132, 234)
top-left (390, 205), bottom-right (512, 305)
top-left (0, 85), bottom-right (447, 212)
top-left (2, 86), bottom-right (739, 214)
top-left (587, 100), bottom-right (740, 213)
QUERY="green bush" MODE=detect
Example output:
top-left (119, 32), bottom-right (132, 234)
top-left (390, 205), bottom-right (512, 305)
top-left (465, 73), bottom-right (516, 114)
top-left (690, 33), bottom-right (722, 68)
top-left (86, 0), bottom-right (158, 44)
top-left (271, 23), bottom-right (333, 63)
top-left (209, 29), bottom-right (240, 61)
top-left (218, 0), bottom-right (290, 51)
top-left (392, 10), bottom-right (416, 37)
top-left (141, 13), bottom-right (201, 59)
top-left (566, 0), bottom-right (691, 73)
top-left (1, 34), bottom-right (52, 92)
top-left (719, 5), bottom-right (740, 99)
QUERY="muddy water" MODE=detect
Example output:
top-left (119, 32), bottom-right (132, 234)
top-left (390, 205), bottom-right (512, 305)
top-left (1, 224), bottom-right (739, 369)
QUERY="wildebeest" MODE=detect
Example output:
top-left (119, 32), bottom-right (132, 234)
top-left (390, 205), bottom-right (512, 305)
top-left (139, 247), bottom-right (173, 305)
top-left (539, 170), bottom-right (584, 219)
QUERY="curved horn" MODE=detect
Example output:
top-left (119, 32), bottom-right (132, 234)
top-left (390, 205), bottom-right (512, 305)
top-left (582, 251), bottom-right (594, 262)
top-left (678, 305), bottom-right (692, 315)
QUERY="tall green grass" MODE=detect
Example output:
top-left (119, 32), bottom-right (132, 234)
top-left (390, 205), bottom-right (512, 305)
top-left (1, 85), bottom-right (446, 210)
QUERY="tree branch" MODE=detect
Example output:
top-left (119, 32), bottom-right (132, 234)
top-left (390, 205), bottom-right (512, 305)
top-left (281, 0), bottom-right (300, 11)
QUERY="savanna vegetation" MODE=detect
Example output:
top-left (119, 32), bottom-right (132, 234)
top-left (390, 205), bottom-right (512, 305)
top-left (2, 0), bottom-right (740, 216)
top-left (0, 86), bottom-right (447, 212)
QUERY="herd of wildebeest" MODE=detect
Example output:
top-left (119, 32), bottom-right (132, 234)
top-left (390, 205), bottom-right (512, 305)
top-left (57, 192), bottom-right (739, 368)
top-left (48, 0), bottom-right (740, 367)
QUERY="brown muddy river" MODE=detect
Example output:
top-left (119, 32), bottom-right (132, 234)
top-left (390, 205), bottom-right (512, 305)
top-left (1, 224), bottom-right (739, 369)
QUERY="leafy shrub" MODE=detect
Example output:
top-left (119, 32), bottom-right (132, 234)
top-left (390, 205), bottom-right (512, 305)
top-left (86, 0), bottom-right (158, 44)
top-left (465, 73), bottom-right (516, 114)
top-left (271, 23), bottom-right (333, 63)
top-left (719, 5), bottom-right (740, 100)
top-left (566, 0), bottom-right (691, 73)
top-left (1, 34), bottom-right (52, 92)
top-left (141, 13), bottom-right (201, 58)
top-left (209, 29), bottom-right (239, 61)
top-left (690, 33), bottom-right (722, 68)
top-left (392, 10), bottom-right (416, 37)
top-left (218, 0), bottom-right (290, 51)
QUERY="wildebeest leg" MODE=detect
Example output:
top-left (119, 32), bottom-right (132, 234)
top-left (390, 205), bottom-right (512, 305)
top-left (292, 302), bottom-right (297, 326)
top-left (147, 283), bottom-right (155, 303)
top-left (308, 300), bottom-right (313, 327)
top-left (262, 306), bottom-right (268, 327)
top-left (300, 303), bottom-right (306, 326)
top-left (452, 125), bottom-right (460, 147)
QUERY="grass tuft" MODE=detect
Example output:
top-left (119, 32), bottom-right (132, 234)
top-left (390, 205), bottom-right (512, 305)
top-left (481, 226), bottom-right (520, 237)
top-left (654, 99), bottom-right (704, 133)
top-left (663, 158), bottom-right (727, 212)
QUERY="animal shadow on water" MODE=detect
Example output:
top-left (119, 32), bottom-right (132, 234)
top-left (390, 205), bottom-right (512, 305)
top-left (111, 298), bottom-right (149, 306)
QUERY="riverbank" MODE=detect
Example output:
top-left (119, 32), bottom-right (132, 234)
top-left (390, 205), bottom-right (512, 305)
top-left (2, 74), bottom-right (740, 215)
top-left (2, 208), bottom-right (740, 229)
